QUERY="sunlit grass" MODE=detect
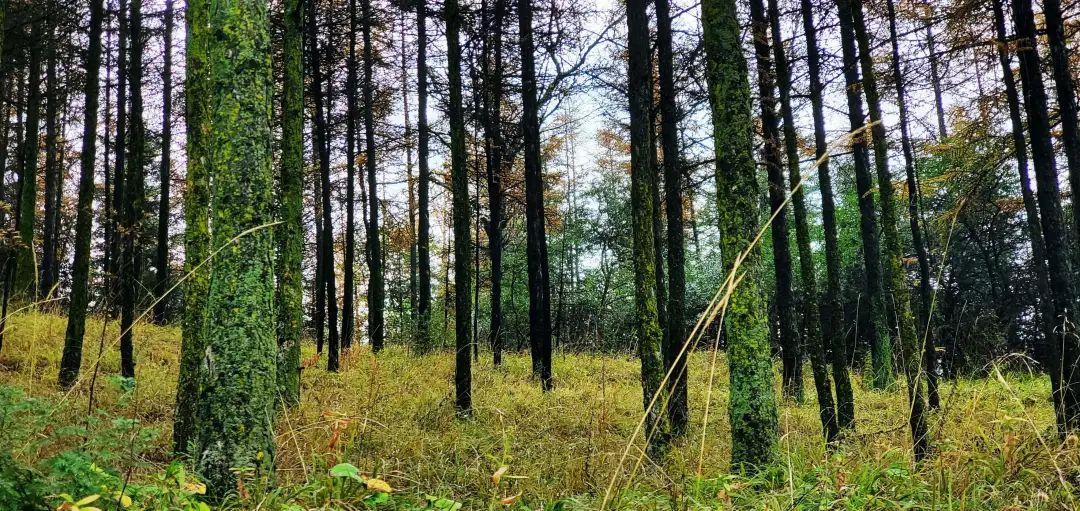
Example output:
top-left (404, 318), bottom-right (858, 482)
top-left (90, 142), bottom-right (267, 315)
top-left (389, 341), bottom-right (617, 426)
top-left (0, 310), bottom-right (1075, 509)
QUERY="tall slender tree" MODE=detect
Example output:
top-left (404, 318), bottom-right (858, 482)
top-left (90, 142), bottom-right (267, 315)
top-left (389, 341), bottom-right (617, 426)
top-left (154, 0), bottom-right (175, 323)
top-left (627, 0), bottom-right (668, 453)
top-left (1042, 0), bottom-right (1080, 263)
top-left (484, 0), bottom-right (507, 367)
top-left (702, 0), bottom-right (776, 469)
top-left (363, 0), bottom-right (384, 352)
top-left (13, 16), bottom-right (42, 299)
top-left (58, 0), bottom-right (105, 389)
top-left (749, 0), bottom-right (800, 402)
top-left (193, 0), bottom-right (277, 494)
top-left (416, 0), bottom-right (432, 350)
top-left (277, 0), bottom-right (305, 406)
top-left (850, 0), bottom-right (928, 458)
top-left (342, 0), bottom-right (358, 350)
top-left (110, 0), bottom-right (129, 300)
top-left (801, 0), bottom-right (854, 429)
top-left (447, 0), bottom-right (473, 414)
top-left (1012, 0), bottom-right (1080, 433)
top-left (41, 15), bottom-right (59, 298)
top-left (885, 0), bottom-right (937, 410)
top-left (119, 0), bottom-right (147, 380)
top-left (771, 0), bottom-right (837, 440)
top-left (518, 0), bottom-right (553, 390)
top-left (835, 0), bottom-right (892, 389)
top-left (654, 0), bottom-right (687, 436)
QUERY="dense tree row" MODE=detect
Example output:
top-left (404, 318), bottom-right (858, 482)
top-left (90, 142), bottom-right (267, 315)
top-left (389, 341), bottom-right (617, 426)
top-left (0, 0), bottom-right (1078, 495)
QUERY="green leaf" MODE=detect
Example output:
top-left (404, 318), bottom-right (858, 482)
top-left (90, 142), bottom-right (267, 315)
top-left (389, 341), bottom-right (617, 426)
top-left (329, 462), bottom-right (364, 482)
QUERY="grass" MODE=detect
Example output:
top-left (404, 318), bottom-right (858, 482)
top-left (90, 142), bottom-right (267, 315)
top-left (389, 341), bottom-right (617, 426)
top-left (0, 310), bottom-right (1077, 509)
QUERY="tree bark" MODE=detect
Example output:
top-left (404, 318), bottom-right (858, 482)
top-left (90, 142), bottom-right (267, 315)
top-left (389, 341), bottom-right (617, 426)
top-left (363, 0), bottom-right (384, 352)
top-left (154, 0), bottom-right (174, 323)
top-left (119, 0), bottom-right (147, 380)
top-left (13, 16), bottom-right (42, 300)
top-left (484, 0), bottom-right (507, 367)
top-left (417, 0), bottom-right (432, 350)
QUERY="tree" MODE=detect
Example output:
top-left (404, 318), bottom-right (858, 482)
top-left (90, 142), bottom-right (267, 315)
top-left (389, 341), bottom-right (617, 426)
top-left (277, 0), bottom-right (305, 407)
top-left (119, 0), bottom-right (147, 380)
top-left (416, 0), bottom-right (432, 350)
top-left (518, 0), bottom-right (553, 390)
top-left (193, 0), bottom-right (277, 495)
top-left (175, 0), bottom-right (212, 453)
top-left (58, 0), bottom-right (105, 389)
top-left (447, 0), bottom-right (472, 414)
top-left (834, 0), bottom-right (892, 389)
top-left (1011, 0), bottom-right (1080, 433)
top-left (800, 0), bottom-right (854, 429)
top-left (771, 0), bottom-right (837, 440)
top-left (1042, 0), bottom-right (1080, 257)
top-left (484, 0), bottom-right (507, 367)
top-left (154, 0), bottom-right (175, 323)
top-left (702, 0), bottom-right (776, 469)
top-left (991, 0), bottom-right (1060, 432)
top-left (109, 0), bottom-right (129, 302)
top-left (13, 15), bottom-right (42, 299)
top-left (627, 0), bottom-right (668, 453)
top-left (342, 0), bottom-right (358, 350)
top-left (41, 13), bottom-right (59, 298)
top-left (749, 0), bottom-right (800, 402)
top-left (885, 0), bottom-right (937, 410)
top-left (363, 0), bottom-right (385, 352)
top-left (654, 0), bottom-right (687, 436)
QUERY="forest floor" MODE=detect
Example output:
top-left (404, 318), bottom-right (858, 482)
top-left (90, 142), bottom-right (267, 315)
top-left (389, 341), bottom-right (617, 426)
top-left (1, 310), bottom-right (1077, 509)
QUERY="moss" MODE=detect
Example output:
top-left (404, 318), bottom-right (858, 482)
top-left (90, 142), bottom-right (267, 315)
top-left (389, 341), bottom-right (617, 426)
top-left (192, 0), bottom-right (278, 496)
top-left (702, 0), bottom-right (777, 470)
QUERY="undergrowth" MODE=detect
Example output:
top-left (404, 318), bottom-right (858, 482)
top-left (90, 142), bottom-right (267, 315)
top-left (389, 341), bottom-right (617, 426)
top-left (0, 311), bottom-right (1076, 509)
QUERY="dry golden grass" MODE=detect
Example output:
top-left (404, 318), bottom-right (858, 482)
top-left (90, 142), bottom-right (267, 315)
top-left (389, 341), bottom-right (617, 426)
top-left (1, 310), bottom-right (1076, 508)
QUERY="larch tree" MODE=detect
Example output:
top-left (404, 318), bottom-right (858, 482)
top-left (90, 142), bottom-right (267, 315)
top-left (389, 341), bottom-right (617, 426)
top-left (834, 0), bottom-right (892, 389)
top-left (627, 0), bottom-right (668, 453)
top-left (991, 0), bottom-right (1060, 433)
top-left (518, 0), bottom-right (553, 390)
top-left (749, 0), bottom-right (801, 403)
top-left (1012, 0), bottom-right (1080, 433)
top-left (801, 0), bottom-right (854, 429)
top-left (58, 0), bottom-right (105, 389)
top-left (364, 0), bottom-right (385, 352)
top-left (702, 0), bottom-right (777, 469)
top-left (120, 0), bottom-right (147, 380)
top-left (277, 0), bottom-right (305, 407)
top-left (342, 0), bottom-right (358, 350)
top-left (193, 0), bottom-right (278, 495)
top-left (654, 0), bottom-right (687, 436)
top-left (175, 0), bottom-right (212, 453)
top-left (41, 14), bottom-right (59, 298)
top-left (484, 0), bottom-right (507, 367)
top-left (14, 15), bottom-right (42, 300)
top-left (416, 0), bottom-right (432, 351)
top-left (770, 0), bottom-right (837, 440)
top-left (154, 0), bottom-right (175, 324)
top-left (110, 0), bottom-right (129, 300)
top-left (885, 0), bottom-right (937, 410)
top-left (447, 0), bottom-right (473, 414)
top-left (1043, 0), bottom-right (1080, 257)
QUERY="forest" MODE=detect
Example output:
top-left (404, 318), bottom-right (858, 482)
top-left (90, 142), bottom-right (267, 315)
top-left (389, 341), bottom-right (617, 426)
top-left (0, 0), bottom-right (1078, 507)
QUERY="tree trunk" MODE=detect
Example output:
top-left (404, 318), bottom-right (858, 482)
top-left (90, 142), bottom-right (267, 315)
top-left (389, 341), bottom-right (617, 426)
top-left (1012, 0), bottom-right (1080, 434)
top-left (110, 0), bottom-right (128, 305)
top-left (276, 0), bottom-right (304, 407)
top-left (750, 0), bottom-right (801, 403)
top-left (153, 0), bottom-right (174, 323)
top-left (627, 0), bottom-right (669, 454)
top-left (518, 0), bottom-right (553, 390)
top-left (702, 0), bottom-right (777, 470)
top-left (447, 0), bottom-right (473, 414)
top-left (416, 0), bottom-right (432, 350)
top-left (991, 0), bottom-right (1060, 433)
top-left (41, 17), bottom-right (59, 299)
top-left (771, 0), bottom-right (837, 440)
top-left (925, 20), bottom-right (947, 139)
top-left (14, 16), bottom-right (42, 300)
top-left (654, 0), bottom-right (688, 437)
top-left (1043, 0), bottom-right (1080, 277)
top-left (363, 0), bottom-right (384, 352)
top-left (119, 0), bottom-right (147, 381)
top-left (834, 0), bottom-right (892, 389)
top-left (886, 0), bottom-right (938, 410)
top-left (485, 0), bottom-right (506, 367)
top-left (847, 0), bottom-right (927, 456)
top-left (58, 0), bottom-right (105, 389)
top-left (193, 0), bottom-right (277, 494)
top-left (342, 0), bottom-right (358, 351)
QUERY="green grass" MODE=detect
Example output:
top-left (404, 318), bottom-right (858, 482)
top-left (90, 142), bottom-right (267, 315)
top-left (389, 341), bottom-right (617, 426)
top-left (0, 310), bottom-right (1076, 509)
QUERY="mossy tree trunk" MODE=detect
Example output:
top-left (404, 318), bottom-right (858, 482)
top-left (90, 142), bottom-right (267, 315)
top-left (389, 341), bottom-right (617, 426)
top-left (518, 0), bottom-right (553, 390)
top-left (770, 0), bottom-right (837, 441)
top-left (193, 0), bottom-right (278, 496)
top-left (702, 0), bottom-right (777, 470)
top-left (447, 0), bottom-right (473, 414)
top-left (834, 0), bottom-right (892, 390)
top-left (627, 0), bottom-right (669, 454)
top-left (276, 0), bottom-right (304, 407)
top-left (800, 0), bottom-right (854, 429)
top-left (655, 0), bottom-right (688, 437)
top-left (59, 0), bottom-right (105, 389)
